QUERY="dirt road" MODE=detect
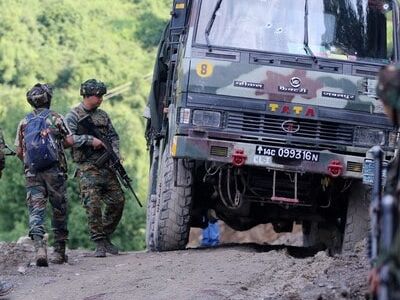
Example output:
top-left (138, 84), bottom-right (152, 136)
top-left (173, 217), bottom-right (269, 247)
top-left (1, 237), bottom-right (369, 300)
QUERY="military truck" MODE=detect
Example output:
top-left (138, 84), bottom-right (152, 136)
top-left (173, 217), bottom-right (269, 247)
top-left (145, 0), bottom-right (400, 253)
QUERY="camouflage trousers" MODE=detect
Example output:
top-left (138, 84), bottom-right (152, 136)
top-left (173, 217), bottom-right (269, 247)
top-left (26, 166), bottom-right (68, 242)
top-left (77, 163), bottom-right (125, 241)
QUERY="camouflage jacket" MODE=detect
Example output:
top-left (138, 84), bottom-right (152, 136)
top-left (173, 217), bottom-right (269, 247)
top-left (375, 150), bottom-right (400, 276)
top-left (384, 152), bottom-right (400, 196)
top-left (65, 102), bottom-right (120, 164)
top-left (15, 108), bottom-right (70, 173)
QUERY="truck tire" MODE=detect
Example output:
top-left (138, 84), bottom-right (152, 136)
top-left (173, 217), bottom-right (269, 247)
top-left (153, 150), bottom-right (193, 251)
top-left (342, 181), bottom-right (370, 253)
top-left (303, 221), bottom-right (341, 254)
top-left (146, 148), bottom-right (160, 251)
top-left (146, 193), bottom-right (157, 251)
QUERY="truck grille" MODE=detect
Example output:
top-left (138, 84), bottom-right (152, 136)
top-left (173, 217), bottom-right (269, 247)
top-left (226, 112), bottom-right (354, 149)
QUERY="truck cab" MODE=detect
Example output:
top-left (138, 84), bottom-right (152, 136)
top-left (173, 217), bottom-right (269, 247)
top-left (145, 0), bottom-right (399, 253)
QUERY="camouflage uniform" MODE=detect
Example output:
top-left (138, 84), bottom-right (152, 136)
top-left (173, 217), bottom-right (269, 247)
top-left (65, 103), bottom-right (125, 243)
top-left (15, 108), bottom-right (70, 243)
top-left (0, 132), bottom-right (13, 294)
top-left (372, 64), bottom-right (400, 295)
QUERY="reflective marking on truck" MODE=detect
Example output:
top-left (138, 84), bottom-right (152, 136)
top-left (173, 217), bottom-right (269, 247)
top-left (196, 61), bottom-right (214, 78)
top-left (233, 80), bottom-right (264, 89)
top-left (278, 85), bottom-right (308, 94)
top-left (253, 155), bottom-right (272, 165)
top-left (322, 91), bottom-right (355, 100)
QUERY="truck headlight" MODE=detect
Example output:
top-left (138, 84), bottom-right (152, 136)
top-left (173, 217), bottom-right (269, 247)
top-left (353, 127), bottom-right (384, 146)
top-left (192, 110), bottom-right (221, 128)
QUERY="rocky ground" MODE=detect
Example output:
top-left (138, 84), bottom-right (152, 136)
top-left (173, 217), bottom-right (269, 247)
top-left (0, 225), bottom-right (370, 300)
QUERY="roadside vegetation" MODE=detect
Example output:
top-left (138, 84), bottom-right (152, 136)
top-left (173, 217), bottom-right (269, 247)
top-left (0, 0), bottom-right (171, 251)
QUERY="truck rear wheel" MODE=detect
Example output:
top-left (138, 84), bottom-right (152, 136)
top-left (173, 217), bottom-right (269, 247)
top-left (302, 221), bottom-right (341, 254)
top-left (342, 181), bottom-right (370, 253)
top-left (152, 150), bottom-right (193, 251)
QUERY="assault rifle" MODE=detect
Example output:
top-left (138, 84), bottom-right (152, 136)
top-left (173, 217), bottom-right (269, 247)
top-left (4, 144), bottom-right (16, 156)
top-left (370, 146), bottom-right (398, 300)
top-left (79, 115), bottom-right (143, 207)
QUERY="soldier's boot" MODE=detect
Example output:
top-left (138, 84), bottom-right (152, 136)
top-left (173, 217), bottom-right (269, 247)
top-left (0, 281), bottom-right (13, 297)
top-left (50, 242), bottom-right (68, 264)
top-left (33, 236), bottom-right (48, 267)
top-left (94, 240), bottom-right (106, 258)
top-left (104, 237), bottom-right (119, 255)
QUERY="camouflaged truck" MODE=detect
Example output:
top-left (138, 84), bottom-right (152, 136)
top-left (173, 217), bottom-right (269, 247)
top-left (145, 0), bottom-right (400, 253)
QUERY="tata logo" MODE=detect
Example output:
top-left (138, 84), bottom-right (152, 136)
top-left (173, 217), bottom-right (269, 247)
top-left (290, 77), bottom-right (301, 88)
top-left (281, 120), bottom-right (300, 133)
top-left (268, 103), bottom-right (316, 118)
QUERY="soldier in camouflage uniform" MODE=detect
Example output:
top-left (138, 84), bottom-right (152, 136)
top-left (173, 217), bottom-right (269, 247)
top-left (370, 64), bottom-right (400, 295)
top-left (65, 79), bottom-right (125, 257)
top-left (0, 130), bottom-right (13, 295)
top-left (15, 83), bottom-right (72, 266)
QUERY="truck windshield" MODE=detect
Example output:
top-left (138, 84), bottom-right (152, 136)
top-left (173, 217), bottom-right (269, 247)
top-left (196, 0), bottom-right (394, 63)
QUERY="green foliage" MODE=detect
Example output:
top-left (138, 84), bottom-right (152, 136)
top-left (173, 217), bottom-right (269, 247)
top-left (135, 12), bottom-right (167, 48)
top-left (0, 0), bottom-right (172, 251)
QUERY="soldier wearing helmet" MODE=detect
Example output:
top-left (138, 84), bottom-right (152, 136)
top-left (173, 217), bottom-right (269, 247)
top-left (65, 79), bottom-right (125, 258)
top-left (26, 83), bottom-right (53, 108)
top-left (14, 83), bottom-right (73, 266)
top-left (370, 64), bottom-right (400, 295)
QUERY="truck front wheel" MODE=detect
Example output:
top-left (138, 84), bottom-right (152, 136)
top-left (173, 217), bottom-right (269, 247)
top-left (152, 150), bottom-right (193, 251)
top-left (146, 145), bottom-right (160, 251)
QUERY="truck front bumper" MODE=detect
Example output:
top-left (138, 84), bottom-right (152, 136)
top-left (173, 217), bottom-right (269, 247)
top-left (171, 135), bottom-right (368, 179)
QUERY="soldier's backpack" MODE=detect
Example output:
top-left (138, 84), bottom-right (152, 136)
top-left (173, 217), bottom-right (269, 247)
top-left (23, 109), bottom-right (59, 172)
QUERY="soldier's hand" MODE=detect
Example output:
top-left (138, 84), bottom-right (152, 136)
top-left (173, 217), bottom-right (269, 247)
top-left (64, 135), bottom-right (74, 148)
top-left (368, 268), bottom-right (380, 295)
top-left (92, 137), bottom-right (105, 150)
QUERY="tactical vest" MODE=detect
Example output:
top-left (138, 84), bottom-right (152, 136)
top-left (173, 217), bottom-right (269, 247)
top-left (70, 105), bottom-right (110, 164)
top-left (378, 150), bottom-right (400, 270)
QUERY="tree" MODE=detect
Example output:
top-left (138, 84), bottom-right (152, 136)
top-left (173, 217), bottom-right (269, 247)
top-left (0, 0), bottom-right (172, 251)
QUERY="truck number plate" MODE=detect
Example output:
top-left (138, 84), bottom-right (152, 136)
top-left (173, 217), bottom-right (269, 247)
top-left (255, 146), bottom-right (319, 162)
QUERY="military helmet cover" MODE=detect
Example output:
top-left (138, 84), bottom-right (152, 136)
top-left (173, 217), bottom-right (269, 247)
top-left (377, 64), bottom-right (400, 110)
top-left (26, 83), bottom-right (53, 107)
top-left (80, 79), bottom-right (107, 97)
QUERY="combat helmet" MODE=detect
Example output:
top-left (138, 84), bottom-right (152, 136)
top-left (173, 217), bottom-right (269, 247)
top-left (80, 79), bottom-right (107, 97)
top-left (26, 83), bottom-right (53, 108)
top-left (377, 64), bottom-right (400, 110)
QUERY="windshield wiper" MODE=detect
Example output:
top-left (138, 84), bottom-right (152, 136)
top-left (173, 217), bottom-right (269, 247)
top-left (304, 0), bottom-right (318, 64)
top-left (205, 0), bottom-right (223, 52)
